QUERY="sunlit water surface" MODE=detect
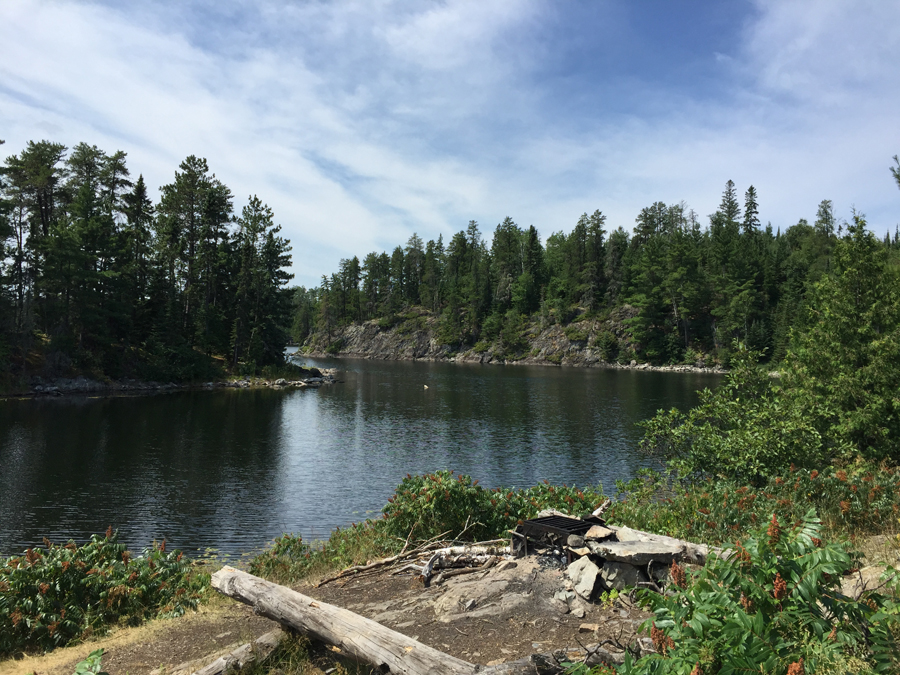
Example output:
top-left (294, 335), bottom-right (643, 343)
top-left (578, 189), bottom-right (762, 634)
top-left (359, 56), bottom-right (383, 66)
top-left (0, 356), bottom-right (719, 556)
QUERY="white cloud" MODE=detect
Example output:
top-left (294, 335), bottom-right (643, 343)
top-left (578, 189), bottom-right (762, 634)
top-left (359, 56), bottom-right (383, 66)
top-left (1, 0), bottom-right (899, 288)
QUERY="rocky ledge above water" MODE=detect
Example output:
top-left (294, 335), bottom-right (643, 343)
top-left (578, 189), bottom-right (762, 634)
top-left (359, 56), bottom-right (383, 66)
top-left (304, 309), bottom-right (725, 374)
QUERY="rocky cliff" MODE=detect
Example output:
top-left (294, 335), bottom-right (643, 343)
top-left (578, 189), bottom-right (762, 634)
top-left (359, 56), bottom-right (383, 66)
top-left (304, 309), bottom-right (723, 374)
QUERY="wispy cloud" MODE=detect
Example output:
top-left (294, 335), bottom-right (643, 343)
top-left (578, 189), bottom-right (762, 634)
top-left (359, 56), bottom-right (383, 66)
top-left (1, 0), bottom-right (898, 287)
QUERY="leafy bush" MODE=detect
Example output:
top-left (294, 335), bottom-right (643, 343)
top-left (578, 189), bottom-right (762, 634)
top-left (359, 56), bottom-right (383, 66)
top-left (0, 530), bottom-right (208, 657)
top-left (608, 465), bottom-right (900, 547)
top-left (622, 511), bottom-right (900, 674)
top-left (381, 471), bottom-right (604, 543)
top-left (639, 343), bottom-right (821, 482)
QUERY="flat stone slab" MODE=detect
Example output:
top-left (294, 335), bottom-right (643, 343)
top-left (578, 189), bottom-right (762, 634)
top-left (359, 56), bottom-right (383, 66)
top-left (587, 540), bottom-right (684, 565)
top-left (585, 525), bottom-right (614, 541)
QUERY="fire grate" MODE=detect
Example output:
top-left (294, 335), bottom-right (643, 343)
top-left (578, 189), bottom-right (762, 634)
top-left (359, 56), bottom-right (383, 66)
top-left (512, 515), bottom-right (596, 559)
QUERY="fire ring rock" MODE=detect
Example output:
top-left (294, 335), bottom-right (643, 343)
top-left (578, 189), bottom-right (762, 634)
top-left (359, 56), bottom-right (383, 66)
top-left (586, 539), bottom-right (684, 565)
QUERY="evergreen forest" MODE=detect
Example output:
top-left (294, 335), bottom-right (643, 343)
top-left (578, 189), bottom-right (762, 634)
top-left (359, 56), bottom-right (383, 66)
top-left (0, 139), bottom-right (293, 383)
top-left (304, 173), bottom-right (900, 366)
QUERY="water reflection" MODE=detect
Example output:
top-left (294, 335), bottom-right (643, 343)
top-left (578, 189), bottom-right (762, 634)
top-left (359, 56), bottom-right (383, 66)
top-left (0, 359), bottom-right (719, 555)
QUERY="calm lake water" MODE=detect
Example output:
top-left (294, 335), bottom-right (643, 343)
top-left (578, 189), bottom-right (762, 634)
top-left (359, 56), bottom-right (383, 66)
top-left (0, 358), bottom-right (719, 556)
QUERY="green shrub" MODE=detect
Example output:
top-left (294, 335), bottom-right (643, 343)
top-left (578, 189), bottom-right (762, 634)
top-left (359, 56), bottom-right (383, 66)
top-left (564, 325), bottom-right (589, 342)
top-left (381, 471), bottom-right (604, 543)
top-left (0, 530), bottom-right (207, 657)
top-left (593, 330), bottom-right (619, 360)
top-left (621, 510), bottom-right (900, 674)
top-left (639, 342), bottom-right (822, 482)
top-left (608, 465), bottom-right (900, 547)
top-left (472, 341), bottom-right (490, 354)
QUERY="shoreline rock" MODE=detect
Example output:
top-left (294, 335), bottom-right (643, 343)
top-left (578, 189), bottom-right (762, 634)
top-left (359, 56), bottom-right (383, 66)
top-left (6, 370), bottom-right (338, 400)
top-left (302, 314), bottom-right (725, 375)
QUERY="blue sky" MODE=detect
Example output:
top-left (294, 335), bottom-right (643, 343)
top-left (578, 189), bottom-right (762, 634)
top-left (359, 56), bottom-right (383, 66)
top-left (2, 0), bottom-right (899, 287)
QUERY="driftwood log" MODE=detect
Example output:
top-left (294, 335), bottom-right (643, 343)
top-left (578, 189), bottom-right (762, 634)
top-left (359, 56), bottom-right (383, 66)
top-left (149, 629), bottom-right (282, 675)
top-left (212, 566), bottom-right (632, 675)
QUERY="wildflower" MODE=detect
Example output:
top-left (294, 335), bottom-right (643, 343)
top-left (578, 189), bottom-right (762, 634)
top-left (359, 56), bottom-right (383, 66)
top-left (698, 508), bottom-right (710, 515)
top-left (767, 514), bottom-right (782, 546)
top-left (159, 539), bottom-right (166, 553)
top-left (812, 537), bottom-right (823, 548)
top-left (810, 470), bottom-right (819, 479)
top-left (840, 500), bottom-right (851, 513)
top-left (790, 463), bottom-right (796, 473)
top-left (43, 537), bottom-right (52, 548)
top-left (650, 623), bottom-right (674, 655)
top-left (851, 485), bottom-right (858, 493)
top-left (773, 572), bottom-right (787, 600)
top-left (122, 551), bottom-right (131, 565)
top-left (670, 560), bottom-right (686, 588)
top-left (25, 548), bottom-right (41, 565)
top-left (176, 552), bottom-right (183, 562)
top-left (690, 665), bottom-right (703, 675)
top-left (39, 583), bottom-right (50, 595)
top-left (786, 659), bottom-right (804, 675)
top-left (740, 593), bottom-right (753, 612)
top-left (828, 626), bottom-right (837, 641)
top-left (837, 470), bottom-right (847, 481)
top-left (106, 525), bottom-right (114, 539)
top-left (10, 610), bottom-right (23, 626)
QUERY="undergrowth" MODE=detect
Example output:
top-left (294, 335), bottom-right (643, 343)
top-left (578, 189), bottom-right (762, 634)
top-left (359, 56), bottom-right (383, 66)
top-left (0, 529), bottom-right (208, 657)
top-left (249, 470), bottom-right (605, 582)
top-left (569, 512), bottom-right (900, 674)
top-left (608, 464), bottom-right (900, 548)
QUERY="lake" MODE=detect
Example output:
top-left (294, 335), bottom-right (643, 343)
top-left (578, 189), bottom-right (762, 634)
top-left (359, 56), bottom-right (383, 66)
top-left (0, 357), bottom-right (719, 557)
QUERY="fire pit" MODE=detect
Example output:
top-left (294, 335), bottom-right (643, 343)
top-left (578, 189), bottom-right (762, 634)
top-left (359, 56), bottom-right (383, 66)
top-left (512, 515), bottom-right (598, 559)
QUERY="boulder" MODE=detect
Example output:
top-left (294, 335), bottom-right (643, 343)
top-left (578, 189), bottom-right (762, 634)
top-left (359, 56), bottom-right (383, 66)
top-left (566, 556), bottom-right (601, 600)
top-left (587, 539), bottom-right (684, 565)
top-left (585, 525), bottom-right (614, 541)
top-left (567, 534), bottom-right (585, 548)
top-left (600, 562), bottom-right (647, 591)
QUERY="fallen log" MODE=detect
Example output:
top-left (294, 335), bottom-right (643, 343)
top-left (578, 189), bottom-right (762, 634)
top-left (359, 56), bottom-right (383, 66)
top-left (213, 566), bottom-right (476, 675)
top-left (150, 629), bottom-right (282, 675)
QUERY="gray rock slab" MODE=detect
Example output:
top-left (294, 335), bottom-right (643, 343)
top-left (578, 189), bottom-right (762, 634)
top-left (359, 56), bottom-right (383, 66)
top-left (587, 539), bottom-right (684, 565)
top-left (600, 562), bottom-right (647, 591)
top-left (585, 525), bottom-right (614, 541)
top-left (566, 556), bottom-right (601, 600)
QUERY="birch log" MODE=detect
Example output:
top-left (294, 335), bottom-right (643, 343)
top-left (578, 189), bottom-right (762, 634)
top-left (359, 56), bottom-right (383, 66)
top-left (212, 566), bottom-right (476, 675)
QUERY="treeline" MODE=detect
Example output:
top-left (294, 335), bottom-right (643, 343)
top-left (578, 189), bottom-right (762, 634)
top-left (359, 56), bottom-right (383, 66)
top-left (303, 178), bottom-right (900, 364)
top-left (0, 139), bottom-right (293, 381)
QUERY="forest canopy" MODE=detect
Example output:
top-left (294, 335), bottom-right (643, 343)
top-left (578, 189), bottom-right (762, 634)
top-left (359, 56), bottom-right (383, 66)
top-left (0, 139), bottom-right (293, 381)
top-left (300, 177), bottom-right (900, 367)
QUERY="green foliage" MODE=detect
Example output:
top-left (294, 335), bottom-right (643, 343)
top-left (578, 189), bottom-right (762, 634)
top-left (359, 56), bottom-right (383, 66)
top-left (0, 531), bottom-right (208, 657)
top-left (381, 471), bottom-right (604, 543)
top-left (640, 342), bottom-right (821, 481)
top-left (73, 649), bottom-right (109, 675)
top-left (621, 511), bottom-right (900, 674)
top-left (593, 330), bottom-right (618, 360)
top-left (641, 217), bottom-right (900, 478)
top-left (563, 324), bottom-right (589, 342)
top-left (608, 465), bottom-right (900, 547)
top-left (250, 472), bottom-right (605, 583)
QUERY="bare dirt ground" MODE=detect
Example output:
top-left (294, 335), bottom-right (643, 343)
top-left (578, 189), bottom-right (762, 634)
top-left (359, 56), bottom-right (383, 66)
top-left (2, 556), bottom-right (650, 675)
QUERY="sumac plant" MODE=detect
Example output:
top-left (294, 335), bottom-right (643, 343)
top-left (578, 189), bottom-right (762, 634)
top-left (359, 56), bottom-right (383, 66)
top-left (623, 510), bottom-right (900, 675)
top-left (0, 529), bottom-right (208, 657)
